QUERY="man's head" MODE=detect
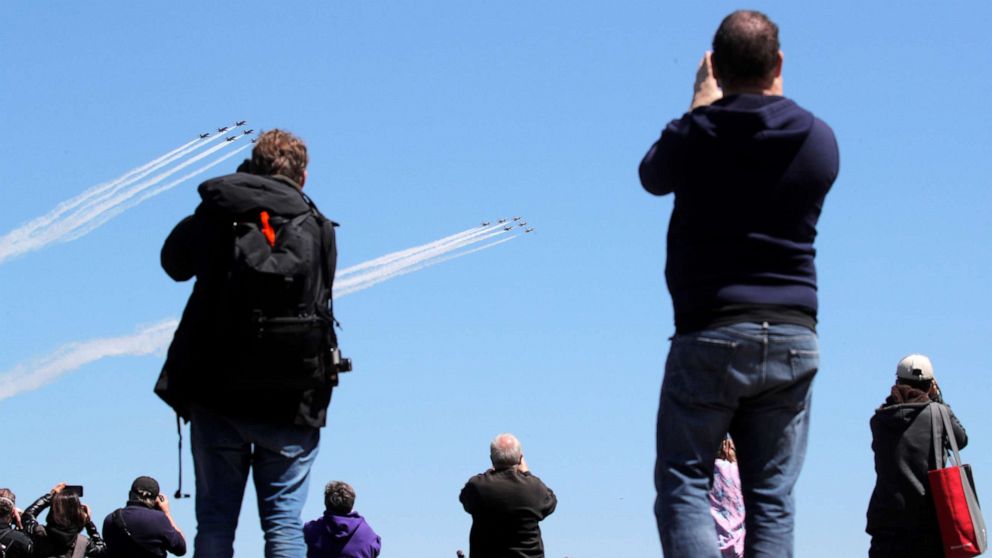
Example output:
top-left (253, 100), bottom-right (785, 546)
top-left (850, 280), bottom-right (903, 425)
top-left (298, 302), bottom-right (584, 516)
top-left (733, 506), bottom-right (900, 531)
top-left (895, 353), bottom-right (935, 392)
top-left (0, 488), bottom-right (14, 506)
top-left (128, 476), bottom-right (161, 507)
top-left (0, 497), bottom-right (14, 524)
top-left (490, 433), bottom-right (523, 470)
top-left (711, 10), bottom-right (782, 91)
top-left (248, 129), bottom-right (309, 187)
top-left (324, 481), bottom-right (356, 515)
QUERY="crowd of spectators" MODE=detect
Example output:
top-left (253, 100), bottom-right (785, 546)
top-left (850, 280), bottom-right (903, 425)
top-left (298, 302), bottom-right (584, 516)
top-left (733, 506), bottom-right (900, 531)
top-left (0, 477), bottom-right (382, 558)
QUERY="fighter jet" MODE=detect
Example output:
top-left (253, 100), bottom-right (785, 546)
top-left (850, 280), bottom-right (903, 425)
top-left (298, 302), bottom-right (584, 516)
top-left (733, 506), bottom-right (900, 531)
top-left (251, 138), bottom-right (257, 143)
top-left (243, 129), bottom-right (254, 135)
top-left (199, 133), bottom-right (210, 138)
top-left (512, 216), bottom-right (522, 221)
top-left (498, 218), bottom-right (508, 223)
top-left (517, 221), bottom-right (528, 227)
top-left (503, 225), bottom-right (513, 231)
top-left (217, 126), bottom-right (229, 133)
top-left (481, 221), bottom-right (491, 226)
top-left (235, 120), bottom-right (247, 126)
top-left (225, 136), bottom-right (237, 142)
top-left (525, 228), bottom-right (534, 233)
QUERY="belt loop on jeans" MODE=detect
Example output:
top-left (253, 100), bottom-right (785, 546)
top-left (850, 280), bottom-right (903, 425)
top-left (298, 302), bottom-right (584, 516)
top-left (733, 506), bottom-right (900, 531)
top-left (761, 321), bottom-right (769, 330)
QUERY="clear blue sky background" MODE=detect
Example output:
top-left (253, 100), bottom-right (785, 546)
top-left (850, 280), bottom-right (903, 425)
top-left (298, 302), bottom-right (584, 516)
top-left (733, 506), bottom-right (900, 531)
top-left (2, 1), bottom-right (990, 556)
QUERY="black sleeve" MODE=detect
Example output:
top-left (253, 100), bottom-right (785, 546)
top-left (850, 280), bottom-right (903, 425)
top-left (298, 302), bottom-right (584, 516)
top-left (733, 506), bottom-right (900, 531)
top-left (84, 520), bottom-right (107, 556)
top-left (529, 476), bottom-right (557, 518)
top-left (20, 494), bottom-right (51, 535)
top-left (161, 215), bottom-right (200, 281)
top-left (948, 407), bottom-right (968, 450)
top-left (459, 480), bottom-right (477, 514)
top-left (639, 116), bottom-right (690, 196)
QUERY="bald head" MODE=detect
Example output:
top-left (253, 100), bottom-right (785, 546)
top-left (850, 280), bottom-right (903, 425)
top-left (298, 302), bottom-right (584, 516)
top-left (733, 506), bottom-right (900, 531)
top-left (490, 433), bottom-right (523, 469)
top-left (712, 10), bottom-right (781, 90)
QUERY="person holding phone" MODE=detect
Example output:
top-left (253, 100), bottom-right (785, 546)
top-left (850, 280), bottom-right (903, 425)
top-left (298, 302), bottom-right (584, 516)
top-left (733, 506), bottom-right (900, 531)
top-left (21, 482), bottom-right (106, 557)
top-left (102, 476), bottom-right (186, 558)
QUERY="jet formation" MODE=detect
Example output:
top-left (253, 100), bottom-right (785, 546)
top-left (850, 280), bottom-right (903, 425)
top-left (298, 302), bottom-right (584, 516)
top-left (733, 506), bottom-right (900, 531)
top-left (483, 218), bottom-right (534, 234)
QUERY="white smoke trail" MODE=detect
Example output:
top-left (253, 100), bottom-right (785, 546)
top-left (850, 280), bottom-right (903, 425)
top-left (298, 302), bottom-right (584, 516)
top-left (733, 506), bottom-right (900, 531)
top-left (66, 143), bottom-right (253, 241)
top-left (334, 227), bottom-right (511, 292)
top-left (0, 224), bottom-right (522, 401)
top-left (0, 136), bottom-right (209, 250)
top-left (0, 320), bottom-right (179, 401)
top-left (334, 234), bottom-right (517, 297)
top-left (69, 132), bottom-right (230, 218)
top-left (336, 222), bottom-right (504, 278)
top-left (0, 139), bottom-right (242, 263)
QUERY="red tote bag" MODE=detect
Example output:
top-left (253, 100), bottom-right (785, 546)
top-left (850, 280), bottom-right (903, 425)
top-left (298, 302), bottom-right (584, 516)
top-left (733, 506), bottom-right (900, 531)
top-left (928, 402), bottom-right (987, 557)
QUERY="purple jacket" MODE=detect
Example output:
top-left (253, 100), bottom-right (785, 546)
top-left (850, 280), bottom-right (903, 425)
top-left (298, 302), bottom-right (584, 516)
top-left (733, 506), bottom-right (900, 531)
top-left (303, 512), bottom-right (380, 558)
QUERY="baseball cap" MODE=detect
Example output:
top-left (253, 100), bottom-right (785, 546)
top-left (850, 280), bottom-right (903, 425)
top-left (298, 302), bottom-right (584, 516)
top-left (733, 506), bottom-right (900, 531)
top-left (129, 476), bottom-right (160, 501)
top-left (896, 354), bottom-right (934, 381)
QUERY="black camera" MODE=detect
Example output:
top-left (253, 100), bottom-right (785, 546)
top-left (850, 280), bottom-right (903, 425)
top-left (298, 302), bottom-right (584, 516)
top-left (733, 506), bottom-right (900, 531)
top-left (330, 347), bottom-right (352, 373)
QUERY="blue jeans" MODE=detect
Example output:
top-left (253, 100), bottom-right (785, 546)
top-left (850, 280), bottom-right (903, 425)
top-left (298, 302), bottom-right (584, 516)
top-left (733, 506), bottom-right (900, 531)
top-left (655, 322), bottom-right (819, 558)
top-left (190, 405), bottom-right (320, 558)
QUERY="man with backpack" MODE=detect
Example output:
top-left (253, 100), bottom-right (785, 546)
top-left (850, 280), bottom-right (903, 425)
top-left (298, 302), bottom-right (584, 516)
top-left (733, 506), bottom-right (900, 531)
top-left (156, 129), bottom-right (344, 558)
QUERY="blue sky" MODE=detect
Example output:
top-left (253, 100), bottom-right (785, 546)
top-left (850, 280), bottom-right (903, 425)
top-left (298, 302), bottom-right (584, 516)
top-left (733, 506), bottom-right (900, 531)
top-left (2, 1), bottom-right (990, 556)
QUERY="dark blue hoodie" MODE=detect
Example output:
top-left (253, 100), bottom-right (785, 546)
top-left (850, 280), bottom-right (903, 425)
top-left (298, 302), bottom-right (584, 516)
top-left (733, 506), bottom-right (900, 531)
top-left (303, 511), bottom-right (380, 558)
top-left (640, 94), bottom-right (839, 332)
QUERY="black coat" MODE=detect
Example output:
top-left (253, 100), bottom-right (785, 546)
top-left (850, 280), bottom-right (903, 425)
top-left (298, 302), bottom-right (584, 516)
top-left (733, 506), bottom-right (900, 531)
top-left (866, 392), bottom-right (967, 539)
top-left (21, 494), bottom-right (106, 558)
top-left (460, 469), bottom-right (557, 558)
top-left (155, 173), bottom-right (338, 427)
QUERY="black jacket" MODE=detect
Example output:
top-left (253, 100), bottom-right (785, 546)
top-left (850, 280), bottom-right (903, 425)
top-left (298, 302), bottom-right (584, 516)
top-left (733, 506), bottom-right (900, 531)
top-left (22, 494), bottom-right (106, 558)
top-left (0, 525), bottom-right (34, 558)
top-left (460, 469), bottom-right (557, 558)
top-left (156, 173), bottom-right (338, 427)
top-left (867, 388), bottom-right (968, 536)
top-left (102, 502), bottom-right (186, 558)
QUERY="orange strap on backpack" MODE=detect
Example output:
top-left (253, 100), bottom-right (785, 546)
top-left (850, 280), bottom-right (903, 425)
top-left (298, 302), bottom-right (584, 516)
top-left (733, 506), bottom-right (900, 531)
top-left (259, 211), bottom-right (276, 247)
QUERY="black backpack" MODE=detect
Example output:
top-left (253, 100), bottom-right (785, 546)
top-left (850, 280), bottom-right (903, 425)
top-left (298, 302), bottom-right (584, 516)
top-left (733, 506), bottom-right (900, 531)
top-left (224, 195), bottom-right (341, 391)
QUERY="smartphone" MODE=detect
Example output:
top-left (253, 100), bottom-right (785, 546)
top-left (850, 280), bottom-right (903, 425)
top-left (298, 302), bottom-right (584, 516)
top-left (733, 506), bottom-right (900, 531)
top-left (63, 485), bottom-right (84, 497)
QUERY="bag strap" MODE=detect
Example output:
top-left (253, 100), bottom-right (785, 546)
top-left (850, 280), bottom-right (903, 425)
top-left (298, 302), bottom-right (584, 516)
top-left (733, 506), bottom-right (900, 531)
top-left (70, 534), bottom-right (87, 558)
top-left (935, 403), bottom-right (963, 467)
top-left (930, 402), bottom-right (945, 469)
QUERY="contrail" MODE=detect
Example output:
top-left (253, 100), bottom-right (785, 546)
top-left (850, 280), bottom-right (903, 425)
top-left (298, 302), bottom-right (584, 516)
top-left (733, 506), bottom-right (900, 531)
top-left (31, 137), bottom-right (208, 231)
top-left (334, 227), bottom-right (512, 292)
top-left (334, 234), bottom-right (517, 297)
top-left (0, 320), bottom-right (179, 401)
top-left (70, 132), bottom-right (230, 218)
top-left (65, 143), bottom-right (253, 241)
top-left (0, 224), bottom-right (524, 401)
top-left (336, 223), bottom-right (504, 278)
top-left (0, 139), bottom-right (243, 263)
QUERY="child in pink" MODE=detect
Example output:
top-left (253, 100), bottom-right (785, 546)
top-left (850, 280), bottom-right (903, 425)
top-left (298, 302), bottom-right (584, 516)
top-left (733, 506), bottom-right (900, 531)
top-left (710, 437), bottom-right (745, 558)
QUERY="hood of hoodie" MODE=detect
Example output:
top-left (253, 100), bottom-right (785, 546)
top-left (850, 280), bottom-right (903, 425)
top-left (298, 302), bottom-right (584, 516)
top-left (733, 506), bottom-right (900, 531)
top-left (321, 511), bottom-right (367, 540)
top-left (198, 173), bottom-right (311, 217)
top-left (688, 94), bottom-right (814, 144)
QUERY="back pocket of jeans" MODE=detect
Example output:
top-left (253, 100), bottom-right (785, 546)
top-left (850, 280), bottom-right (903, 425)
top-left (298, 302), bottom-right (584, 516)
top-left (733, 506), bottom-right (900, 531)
top-left (664, 336), bottom-right (738, 405)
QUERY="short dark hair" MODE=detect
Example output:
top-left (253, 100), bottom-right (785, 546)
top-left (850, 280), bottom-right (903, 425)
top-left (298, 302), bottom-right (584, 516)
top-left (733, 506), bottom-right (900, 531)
top-left (249, 129), bottom-right (308, 185)
top-left (324, 481), bottom-right (356, 515)
top-left (712, 10), bottom-right (780, 87)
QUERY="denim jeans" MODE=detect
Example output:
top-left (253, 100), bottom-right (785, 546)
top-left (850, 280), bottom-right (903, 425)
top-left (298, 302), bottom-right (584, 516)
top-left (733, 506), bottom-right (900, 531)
top-left (190, 405), bottom-right (320, 558)
top-left (655, 322), bottom-right (819, 558)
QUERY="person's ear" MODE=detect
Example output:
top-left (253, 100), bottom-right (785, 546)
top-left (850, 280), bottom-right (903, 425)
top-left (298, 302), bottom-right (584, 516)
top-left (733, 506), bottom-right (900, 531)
top-left (299, 169), bottom-right (307, 189)
top-left (774, 50), bottom-right (784, 78)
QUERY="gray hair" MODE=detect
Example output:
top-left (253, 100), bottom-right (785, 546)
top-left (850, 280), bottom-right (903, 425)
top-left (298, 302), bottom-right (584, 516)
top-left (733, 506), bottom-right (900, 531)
top-left (490, 433), bottom-right (523, 469)
top-left (324, 481), bottom-right (356, 515)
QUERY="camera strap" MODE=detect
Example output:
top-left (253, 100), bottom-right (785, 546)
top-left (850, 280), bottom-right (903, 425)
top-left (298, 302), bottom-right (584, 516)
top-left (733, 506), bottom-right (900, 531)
top-left (174, 414), bottom-right (190, 499)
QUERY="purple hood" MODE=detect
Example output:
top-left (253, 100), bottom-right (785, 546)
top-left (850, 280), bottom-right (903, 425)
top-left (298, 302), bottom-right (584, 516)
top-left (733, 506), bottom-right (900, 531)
top-left (304, 511), bottom-right (381, 558)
